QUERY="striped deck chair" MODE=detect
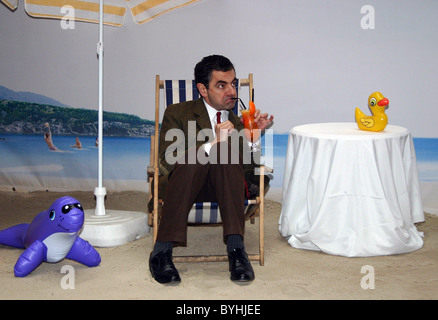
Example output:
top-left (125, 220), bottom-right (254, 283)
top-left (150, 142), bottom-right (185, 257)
top-left (147, 74), bottom-right (267, 265)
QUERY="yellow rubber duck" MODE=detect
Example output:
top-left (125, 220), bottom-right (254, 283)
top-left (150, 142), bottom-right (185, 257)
top-left (355, 91), bottom-right (389, 132)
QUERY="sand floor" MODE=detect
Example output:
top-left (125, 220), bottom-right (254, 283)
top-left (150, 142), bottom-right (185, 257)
top-left (0, 190), bottom-right (437, 300)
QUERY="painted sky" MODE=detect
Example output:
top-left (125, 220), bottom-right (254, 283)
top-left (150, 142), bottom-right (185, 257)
top-left (1, 0), bottom-right (437, 137)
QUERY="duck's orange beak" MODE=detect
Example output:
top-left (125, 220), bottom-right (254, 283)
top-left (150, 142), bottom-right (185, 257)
top-left (378, 98), bottom-right (389, 106)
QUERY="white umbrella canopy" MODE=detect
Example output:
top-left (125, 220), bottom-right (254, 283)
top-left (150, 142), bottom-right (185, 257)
top-left (1, 0), bottom-right (202, 246)
top-left (2, 0), bottom-right (200, 26)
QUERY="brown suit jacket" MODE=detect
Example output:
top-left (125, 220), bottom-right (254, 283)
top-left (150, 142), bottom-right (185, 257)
top-left (155, 98), bottom-right (262, 199)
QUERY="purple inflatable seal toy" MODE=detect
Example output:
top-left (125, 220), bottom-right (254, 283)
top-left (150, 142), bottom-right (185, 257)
top-left (0, 196), bottom-right (101, 277)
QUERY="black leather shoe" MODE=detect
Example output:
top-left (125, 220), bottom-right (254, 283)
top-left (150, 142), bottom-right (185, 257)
top-left (228, 248), bottom-right (255, 282)
top-left (149, 251), bottom-right (181, 284)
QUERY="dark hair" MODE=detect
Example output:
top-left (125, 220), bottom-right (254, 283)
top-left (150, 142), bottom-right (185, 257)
top-left (194, 55), bottom-right (235, 89)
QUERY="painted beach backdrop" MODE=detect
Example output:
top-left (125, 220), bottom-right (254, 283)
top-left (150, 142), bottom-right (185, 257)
top-left (1, 1), bottom-right (438, 216)
top-left (0, 132), bottom-right (437, 215)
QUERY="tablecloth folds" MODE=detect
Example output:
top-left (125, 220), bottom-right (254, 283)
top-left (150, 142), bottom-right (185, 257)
top-left (279, 123), bottom-right (424, 257)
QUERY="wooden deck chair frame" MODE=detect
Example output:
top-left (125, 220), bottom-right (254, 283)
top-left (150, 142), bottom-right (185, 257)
top-left (147, 73), bottom-right (267, 266)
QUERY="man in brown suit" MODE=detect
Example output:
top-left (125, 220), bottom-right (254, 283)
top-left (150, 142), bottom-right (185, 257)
top-left (149, 55), bottom-right (274, 284)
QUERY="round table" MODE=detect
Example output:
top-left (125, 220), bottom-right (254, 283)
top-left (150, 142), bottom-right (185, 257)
top-left (279, 123), bottom-right (424, 257)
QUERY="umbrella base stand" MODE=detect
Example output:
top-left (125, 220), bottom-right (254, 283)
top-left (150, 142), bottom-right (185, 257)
top-left (80, 209), bottom-right (150, 247)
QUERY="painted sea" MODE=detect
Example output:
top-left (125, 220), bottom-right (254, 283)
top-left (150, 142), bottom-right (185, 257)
top-left (0, 133), bottom-right (437, 197)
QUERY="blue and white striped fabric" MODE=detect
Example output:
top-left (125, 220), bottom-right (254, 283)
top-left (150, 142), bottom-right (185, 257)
top-left (164, 79), bottom-right (240, 115)
top-left (163, 79), bottom-right (252, 224)
top-left (164, 80), bottom-right (199, 105)
top-left (187, 199), bottom-right (258, 224)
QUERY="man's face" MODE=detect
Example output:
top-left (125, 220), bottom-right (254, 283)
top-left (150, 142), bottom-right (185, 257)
top-left (198, 69), bottom-right (237, 111)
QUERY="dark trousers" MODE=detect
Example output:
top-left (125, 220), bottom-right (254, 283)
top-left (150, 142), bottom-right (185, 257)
top-left (156, 142), bottom-right (246, 246)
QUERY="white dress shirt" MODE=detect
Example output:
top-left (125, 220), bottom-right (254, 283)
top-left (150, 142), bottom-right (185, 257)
top-left (203, 99), bottom-right (229, 154)
top-left (202, 99), bottom-right (258, 154)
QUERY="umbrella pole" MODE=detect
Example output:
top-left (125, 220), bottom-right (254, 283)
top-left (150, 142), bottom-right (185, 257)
top-left (94, 0), bottom-right (106, 215)
top-left (81, 0), bottom-right (151, 246)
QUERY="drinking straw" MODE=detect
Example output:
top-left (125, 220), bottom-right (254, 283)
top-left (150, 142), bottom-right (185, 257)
top-left (231, 97), bottom-right (247, 110)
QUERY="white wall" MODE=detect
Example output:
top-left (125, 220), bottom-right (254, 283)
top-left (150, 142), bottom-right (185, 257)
top-left (1, 0), bottom-right (437, 137)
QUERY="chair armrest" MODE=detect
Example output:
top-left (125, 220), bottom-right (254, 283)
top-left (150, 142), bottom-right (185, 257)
top-left (255, 165), bottom-right (273, 176)
top-left (263, 165), bottom-right (274, 174)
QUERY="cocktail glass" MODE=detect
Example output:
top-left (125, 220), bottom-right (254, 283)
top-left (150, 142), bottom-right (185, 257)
top-left (241, 108), bottom-right (260, 152)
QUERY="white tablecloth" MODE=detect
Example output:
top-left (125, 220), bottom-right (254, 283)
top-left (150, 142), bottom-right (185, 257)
top-left (279, 123), bottom-right (424, 257)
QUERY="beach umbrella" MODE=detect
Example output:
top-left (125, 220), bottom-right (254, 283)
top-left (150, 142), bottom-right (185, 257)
top-left (1, 0), bottom-right (202, 246)
top-left (2, 0), bottom-right (200, 26)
